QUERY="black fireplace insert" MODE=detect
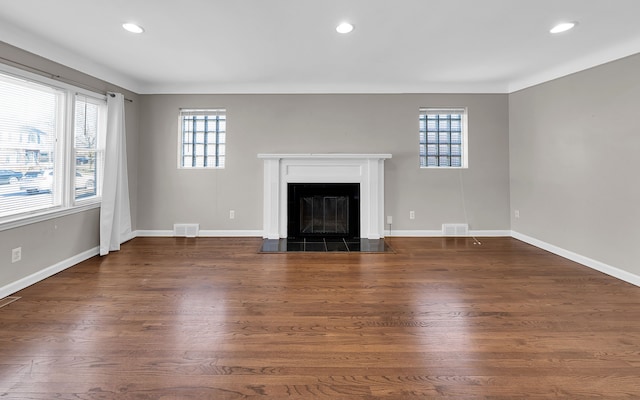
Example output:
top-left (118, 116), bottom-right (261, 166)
top-left (287, 183), bottom-right (360, 239)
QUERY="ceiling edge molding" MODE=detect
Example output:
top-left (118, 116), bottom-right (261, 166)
top-left (3, 16), bottom-right (640, 96)
top-left (136, 81), bottom-right (510, 95)
top-left (508, 35), bottom-right (640, 93)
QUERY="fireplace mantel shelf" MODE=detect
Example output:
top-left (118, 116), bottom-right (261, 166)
top-left (259, 153), bottom-right (391, 240)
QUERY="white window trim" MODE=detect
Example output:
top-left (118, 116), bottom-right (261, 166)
top-left (0, 202), bottom-right (100, 232)
top-left (73, 94), bottom-right (107, 206)
top-left (0, 63), bottom-right (106, 231)
top-left (419, 107), bottom-right (469, 169)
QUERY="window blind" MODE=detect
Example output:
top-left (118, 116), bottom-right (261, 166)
top-left (0, 73), bottom-right (63, 217)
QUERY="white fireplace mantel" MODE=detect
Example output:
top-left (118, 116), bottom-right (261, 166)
top-left (258, 153), bottom-right (392, 240)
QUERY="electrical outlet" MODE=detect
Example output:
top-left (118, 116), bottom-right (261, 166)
top-left (387, 216), bottom-right (393, 225)
top-left (12, 247), bottom-right (21, 263)
top-left (409, 211), bottom-right (415, 220)
top-left (515, 209), bottom-right (520, 219)
top-left (229, 210), bottom-right (235, 219)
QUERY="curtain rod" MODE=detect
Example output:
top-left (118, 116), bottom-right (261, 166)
top-left (0, 55), bottom-right (133, 103)
top-left (107, 93), bottom-right (133, 103)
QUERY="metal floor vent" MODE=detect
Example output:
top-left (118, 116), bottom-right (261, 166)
top-left (442, 223), bottom-right (469, 236)
top-left (173, 223), bottom-right (199, 237)
top-left (0, 296), bottom-right (20, 309)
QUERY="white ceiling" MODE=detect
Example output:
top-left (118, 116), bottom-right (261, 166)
top-left (1, 0), bottom-right (640, 94)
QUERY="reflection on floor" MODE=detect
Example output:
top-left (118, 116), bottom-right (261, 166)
top-left (260, 238), bottom-right (392, 253)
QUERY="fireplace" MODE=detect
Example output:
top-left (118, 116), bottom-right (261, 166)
top-left (258, 153), bottom-right (392, 239)
top-left (287, 183), bottom-right (360, 239)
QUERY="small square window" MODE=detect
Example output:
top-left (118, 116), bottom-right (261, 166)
top-left (179, 109), bottom-right (226, 168)
top-left (419, 108), bottom-right (468, 168)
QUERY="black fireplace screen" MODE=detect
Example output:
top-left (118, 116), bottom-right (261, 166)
top-left (288, 183), bottom-right (360, 239)
top-left (300, 195), bottom-right (349, 235)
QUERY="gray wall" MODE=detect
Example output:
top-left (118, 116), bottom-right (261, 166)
top-left (0, 42), bottom-right (139, 289)
top-left (4, 39), bottom-right (639, 291)
top-left (509, 53), bottom-right (640, 275)
top-left (138, 94), bottom-right (510, 233)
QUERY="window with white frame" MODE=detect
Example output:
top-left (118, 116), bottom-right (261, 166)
top-left (0, 66), bottom-right (105, 224)
top-left (419, 108), bottom-right (468, 168)
top-left (74, 96), bottom-right (105, 200)
top-left (179, 109), bottom-right (226, 168)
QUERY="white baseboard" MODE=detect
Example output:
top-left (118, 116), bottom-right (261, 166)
top-left (512, 231), bottom-right (640, 287)
top-left (471, 230), bottom-right (512, 237)
top-left (200, 230), bottom-right (263, 237)
top-left (3, 230), bottom-right (636, 300)
top-left (134, 230), bottom-right (173, 237)
top-left (385, 230), bottom-right (441, 237)
top-left (134, 230), bottom-right (263, 237)
top-left (385, 229), bottom-right (511, 237)
top-left (138, 229), bottom-right (513, 238)
top-left (0, 246), bottom-right (99, 299)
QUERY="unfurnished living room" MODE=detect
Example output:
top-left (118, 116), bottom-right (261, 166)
top-left (1, 1), bottom-right (639, 399)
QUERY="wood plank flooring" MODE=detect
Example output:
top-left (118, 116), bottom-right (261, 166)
top-left (1, 237), bottom-right (639, 399)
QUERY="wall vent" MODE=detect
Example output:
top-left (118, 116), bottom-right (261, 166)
top-left (442, 223), bottom-right (469, 236)
top-left (173, 223), bottom-right (199, 237)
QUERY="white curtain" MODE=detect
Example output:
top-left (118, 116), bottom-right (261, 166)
top-left (100, 93), bottom-right (132, 256)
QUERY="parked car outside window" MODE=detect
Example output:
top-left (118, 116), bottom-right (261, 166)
top-left (20, 169), bottom-right (96, 193)
top-left (75, 171), bottom-right (95, 190)
top-left (0, 169), bottom-right (23, 185)
top-left (20, 170), bottom-right (53, 192)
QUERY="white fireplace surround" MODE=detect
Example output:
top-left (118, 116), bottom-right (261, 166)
top-left (258, 153), bottom-right (392, 240)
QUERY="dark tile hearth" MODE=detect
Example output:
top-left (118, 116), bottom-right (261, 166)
top-left (259, 238), bottom-right (392, 253)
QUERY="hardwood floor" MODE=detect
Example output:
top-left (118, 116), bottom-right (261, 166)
top-left (1, 237), bottom-right (639, 399)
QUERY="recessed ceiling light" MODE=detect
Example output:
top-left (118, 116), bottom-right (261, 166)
top-left (336, 22), bottom-right (354, 34)
top-left (122, 23), bottom-right (144, 34)
top-left (550, 22), bottom-right (576, 34)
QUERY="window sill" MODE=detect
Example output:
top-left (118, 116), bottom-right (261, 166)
top-left (0, 201), bottom-right (101, 232)
top-left (420, 166), bottom-right (469, 169)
